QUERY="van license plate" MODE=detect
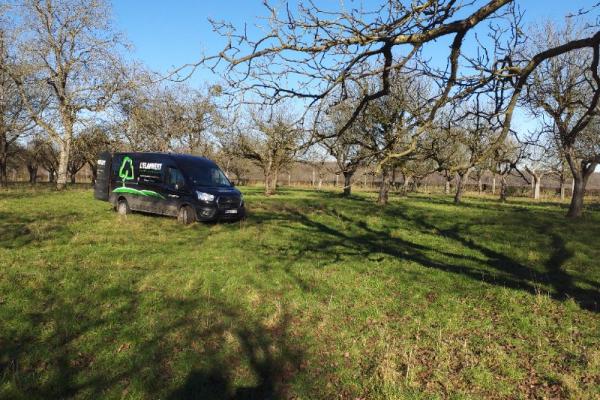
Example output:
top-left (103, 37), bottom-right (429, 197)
top-left (224, 209), bottom-right (238, 214)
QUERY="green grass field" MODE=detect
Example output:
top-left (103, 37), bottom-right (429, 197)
top-left (0, 187), bottom-right (598, 399)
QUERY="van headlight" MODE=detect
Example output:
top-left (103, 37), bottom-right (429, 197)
top-left (196, 191), bottom-right (215, 202)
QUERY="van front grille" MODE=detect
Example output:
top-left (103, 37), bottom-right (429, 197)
top-left (217, 196), bottom-right (241, 209)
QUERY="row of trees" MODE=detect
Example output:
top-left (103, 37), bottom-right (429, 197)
top-left (1, 0), bottom-right (599, 218)
top-left (191, 0), bottom-right (600, 218)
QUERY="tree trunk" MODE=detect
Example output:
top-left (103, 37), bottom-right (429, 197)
top-left (0, 157), bottom-right (7, 187)
top-left (0, 136), bottom-right (7, 187)
top-left (89, 162), bottom-right (98, 185)
top-left (56, 137), bottom-right (71, 190)
top-left (454, 170), bottom-right (470, 204)
top-left (264, 169), bottom-right (272, 196)
top-left (533, 175), bottom-right (541, 200)
top-left (444, 178), bottom-right (451, 195)
top-left (565, 152), bottom-right (597, 218)
top-left (27, 165), bottom-right (38, 183)
top-left (377, 167), bottom-right (391, 205)
top-left (477, 177), bottom-right (483, 195)
top-left (70, 173), bottom-right (77, 184)
top-left (401, 175), bottom-right (411, 195)
top-left (499, 175), bottom-right (508, 202)
top-left (567, 175), bottom-right (585, 218)
top-left (271, 168), bottom-right (279, 195)
top-left (492, 176), bottom-right (496, 195)
top-left (559, 179), bottom-right (566, 201)
top-left (342, 171), bottom-right (353, 196)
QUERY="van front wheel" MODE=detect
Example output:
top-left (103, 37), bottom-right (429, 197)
top-left (177, 205), bottom-right (196, 225)
top-left (117, 199), bottom-right (131, 215)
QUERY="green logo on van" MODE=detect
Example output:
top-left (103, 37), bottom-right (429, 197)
top-left (118, 156), bottom-right (135, 183)
top-left (112, 156), bottom-right (165, 199)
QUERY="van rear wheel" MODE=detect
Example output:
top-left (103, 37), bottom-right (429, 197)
top-left (178, 205), bottom-right (196, 225)
top-left (117, 199), bottom-right (131, 215)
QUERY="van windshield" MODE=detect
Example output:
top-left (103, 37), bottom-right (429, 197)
top-left (184, 164), bottom-right (232, 187)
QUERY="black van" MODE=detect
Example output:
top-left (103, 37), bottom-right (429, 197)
top-left (94, 152), bottom-right (245, 224)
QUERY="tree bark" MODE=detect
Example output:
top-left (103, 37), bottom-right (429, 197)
top-left (27, 165), bottom-right (38, 183)
top-left (492, 176), bottom-right (496, 195)
top-left (401, 174), bottom-right (411, 195)
top-left (271, 168), bottom-right (279, 195)
top-left (477, 177), bottom-right (483, 194)
top-left (89, 161), bottom-right (98, 185)
top-left (0, 135), bottom-right (7, 187)
top-left (559, 179), bottom-right (566, 201)
top-left (0, 156), bottom-right (7, 187)
top-left (499, 175), bottom-right (508, 202)
top-left (342, 171), bottom-right (353, 196)
top-left (56, 137), bottom-right (71, 190)
top-left (454, 170), bottom-right (470, 204)
top-left (444, 177), bottom-right (451, 195)
top-left (565, 152), bottom-right (597, 218)
top-left (566, 168), bottom-right (594, 218)
top-left (264, 169), bottom-right (272, 196)
top-left (568, 175), bottom-right (585, 218)
top-left (532, 175), bottom-right (541, 200)
top-left (377, 167), bottom-right (391, 205)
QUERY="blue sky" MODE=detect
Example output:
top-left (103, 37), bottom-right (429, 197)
top-left (111, 1), bottom-right (596, 134)
top-left (112, 1), bottom-right (593, 82)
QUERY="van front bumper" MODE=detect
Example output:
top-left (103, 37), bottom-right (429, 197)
top-left (195, 205), bottom-right (245, 221)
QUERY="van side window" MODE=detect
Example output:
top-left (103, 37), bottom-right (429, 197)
top-left (166, 167), bottom-right (185, 188)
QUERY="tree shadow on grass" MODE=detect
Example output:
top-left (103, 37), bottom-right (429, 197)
top-left (169, 311), bottom-right (301, 400)
top-left (0, 272), bottom-right (307, 399)
top-left (0, 211), bottom-right (78, 249)
top-left (249, 198), bottom-right (598, 313)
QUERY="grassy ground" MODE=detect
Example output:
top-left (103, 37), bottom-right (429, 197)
top-left (0, 186), bottom-right (598, 399)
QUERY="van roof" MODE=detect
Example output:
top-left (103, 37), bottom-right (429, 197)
top-left (114, 152), bottom-right (217, 166)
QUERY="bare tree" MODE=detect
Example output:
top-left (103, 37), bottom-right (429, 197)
top-left (397, 157), bottom-right (436, 195)
top-left (115, 76), bottom-right (220, 155)
top-left (65, 126), bottom-right (111, 183)
top-left (321, 102), bottom-right (370, 196)
top-left (229, 109), bottom-right (303, 195)
top-left (17, 136), bottom-right (48, 183)
top-left (4, 0), bottom-right (126, 189)
top-left (525, 20), bottom-right (600, 217)
top-left (178, 87), bottom-right (220, 155)
top-left (522, 143), bottom-right (551, 200)
top-left (0, 27), bottom-right (35, 186)
top-left (546, 140), bottom-right (573, 201)
top-left (357, 75), bottom-right (429, 205)
top-left (302, 146), bottom-right (332, 191)
top-left (490, 137), bottom-right (523, 202)
top-left (187, 0), bottom-right (600, 174)
top-left (427, 100), bottom-right (500, 204)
